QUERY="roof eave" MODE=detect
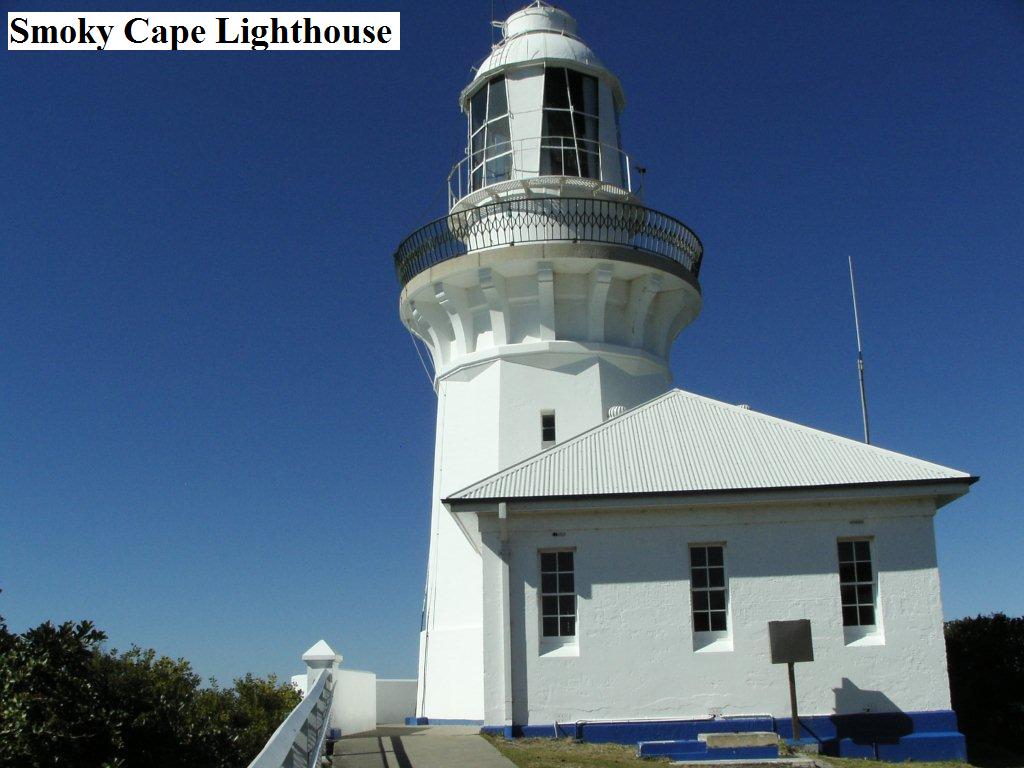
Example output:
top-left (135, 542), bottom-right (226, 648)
top-left (444, 476), bottom-right (979, 511)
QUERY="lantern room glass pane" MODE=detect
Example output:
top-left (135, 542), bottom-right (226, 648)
top-left (470, 87), bottom-right (487, 133)
top-left (467, 75), bottom-right (512, 192)
top-left (541, 67), bottom-right (602, 184)
top-left (487, 76), bottom-right (507, 119)
top-left (544, 110), bottom-right (574, 138)
top-left (486, 118), bottom-right (511, 151)
top-left (484, 155), bottom-right (510, 185)
top-left (543, 67), bottom-right (570, 108)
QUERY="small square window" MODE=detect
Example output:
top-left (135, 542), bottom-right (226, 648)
top-left (541, 412), bottom-right (556, 447)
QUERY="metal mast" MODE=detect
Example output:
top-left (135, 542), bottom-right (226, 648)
top-left (848, 256), bottom-right (870, 444)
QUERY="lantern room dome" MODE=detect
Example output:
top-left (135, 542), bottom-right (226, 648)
top-left (461, 2), bottom-right (624, 110)
top-left (504, 2), bottom-right (577, 37)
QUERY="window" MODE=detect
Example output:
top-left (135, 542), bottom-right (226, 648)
top-left (467, 76), bottom-right (511, 191)
top-left (541, 412), bottom-right (556, 449)
top-left (540, 550), bottom-right (575, 638)
top-left (838, 539), bottom-right (875, 627)
top-left (690, 545), bottom-right (727, 632)
top-left (540, 67), bottom-right (601, 180)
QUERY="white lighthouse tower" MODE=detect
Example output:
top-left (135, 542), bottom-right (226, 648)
top-left (394, 2), bottom-right (704, 721)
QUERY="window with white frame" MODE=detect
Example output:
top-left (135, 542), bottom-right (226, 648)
top-left (540, 550), bottom-right (575, 638)
top-left (541, 412), bottom-right (556, 449)
top-left (690, 544), bottom-right (727, 632)
top-left (838, 539), bottom-right (876, 627)
top-left (467, 75), bottom-right (512, 191)
top-left (540, 67), bottom-right (601, 180)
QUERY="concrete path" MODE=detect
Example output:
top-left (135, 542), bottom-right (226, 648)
top-left (331, 725), bottom-right (515, 768)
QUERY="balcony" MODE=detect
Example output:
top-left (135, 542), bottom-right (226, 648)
top-left (393, 197), bottom-right (704, 288)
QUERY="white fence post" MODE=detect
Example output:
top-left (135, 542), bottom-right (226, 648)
top-left (246, 641), bottom-right (340, 768)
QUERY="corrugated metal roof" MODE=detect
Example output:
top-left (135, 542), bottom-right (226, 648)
top-left (448, 389), bottom-right (971, 501)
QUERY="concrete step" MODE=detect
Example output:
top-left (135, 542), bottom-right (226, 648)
top-left (699, 732), bottom-right (780, 748)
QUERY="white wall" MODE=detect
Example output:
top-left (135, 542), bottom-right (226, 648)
top-left (418, 350), bottom-right (673, 720)
top-left (377, 679), bottom-right (418, 724)
top-left (476, 497), bottom-right (952, 726)
top-left (332, 669), bottom-right (377, 736)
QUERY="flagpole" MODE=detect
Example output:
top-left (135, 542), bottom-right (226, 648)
top-left (849, 256), bottom-right (871, 444)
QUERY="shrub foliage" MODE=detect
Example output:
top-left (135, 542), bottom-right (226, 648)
top-left (945, 613), bottom-right (1024, 759)
top-left (0, 617), bottom-right (299, 768)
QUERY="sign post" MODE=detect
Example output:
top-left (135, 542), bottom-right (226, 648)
top-left (768, 619), bottom-right (814, 742)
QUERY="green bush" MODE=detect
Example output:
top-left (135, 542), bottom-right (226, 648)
top-left (945, 613), bottom-right (1024, 763)
top-left (0, 617), bottom-right (300, 768)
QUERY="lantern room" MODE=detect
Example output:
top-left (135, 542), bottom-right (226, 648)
top-left (450, 2), bottom-right (633, 209)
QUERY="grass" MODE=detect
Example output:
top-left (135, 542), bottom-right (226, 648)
top-left (483, 735), bottom-right (1004, 768)
top-left (483, 735), bottom-right (670, 767)
top-left (817, 758), bottom-right (969, 768)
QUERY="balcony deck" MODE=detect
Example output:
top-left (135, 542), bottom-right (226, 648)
top-left (393, 197), bottom-right (704, 289)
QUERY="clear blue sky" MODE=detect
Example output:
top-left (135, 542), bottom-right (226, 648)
top-left (2, 0), bottom-right (1021, 685)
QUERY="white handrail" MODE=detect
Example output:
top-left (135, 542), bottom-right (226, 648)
top-left (447, 135), bottom-right (636, 208)
top-left (247, 669), bottom-right (334, 768)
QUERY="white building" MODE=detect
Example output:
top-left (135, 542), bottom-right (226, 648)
top-left (393, 2), bottom-right (973, 760)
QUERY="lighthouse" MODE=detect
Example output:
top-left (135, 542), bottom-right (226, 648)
top-left (393, 2), bottom-right (703, 721)
top-left (393, 5), bottom-right (973, 758)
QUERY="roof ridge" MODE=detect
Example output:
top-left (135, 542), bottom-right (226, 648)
top-left (673, 390), bottom-right (969, 476)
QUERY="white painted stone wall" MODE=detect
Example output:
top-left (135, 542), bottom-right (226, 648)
top-left (472, 496), bottom-right (952, 727)
top-left (376, 679), bottom-right (418, 724)
top-left (290, 673), bottom-right (307, 697)
top-left (332, 669), bottom-right (377, 736)
top-left (418, 349), bottom-right (674, 720)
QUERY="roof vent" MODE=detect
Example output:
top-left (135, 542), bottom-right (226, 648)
top-left (607, 405), bottom-right (626, 419)
top-left (737, 404), bottom-right (751, 410)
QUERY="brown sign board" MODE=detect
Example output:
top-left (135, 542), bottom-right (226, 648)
top-left (768, 619), bottom-right (814, 664)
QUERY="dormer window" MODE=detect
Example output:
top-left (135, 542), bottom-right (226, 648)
top-left (468, 75), bottom-right (511, 191)
top-left (540, 67), bottom-right (600, 179)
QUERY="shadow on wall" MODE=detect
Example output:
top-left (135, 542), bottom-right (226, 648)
top-left (831, 678), bottom-right (913, 745)
top-left (775, 678), bottom-right (915, 755)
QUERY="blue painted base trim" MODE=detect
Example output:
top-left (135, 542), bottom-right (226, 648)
top-left (405, 717), bottom-right (484, 726)
top-left (480, 725), bottom-right (517, 739)
top-left (488, 710), bottom-right (966, 762)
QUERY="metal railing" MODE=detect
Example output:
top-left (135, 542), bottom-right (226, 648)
top-left (393, 197), bottom-right (703, 287)
top-left (247, 670), bottom-right (334, 768)
top-left (448, 135), bottom-right (636, 208)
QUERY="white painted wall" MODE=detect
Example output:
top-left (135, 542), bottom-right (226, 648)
top-left (377, 679), bottom-right (418, 724)
top-left (332, 669), bottom-right (377, 736)
top-left (418, 348), bottom-right (677, 720)
top-left (473, 497), bottom-right (952, 726)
